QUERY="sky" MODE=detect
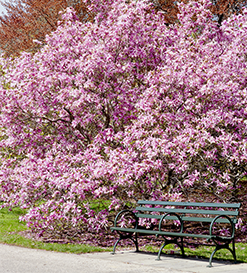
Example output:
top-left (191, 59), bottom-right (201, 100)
top-left (0, 2), bottom-right (7, 15)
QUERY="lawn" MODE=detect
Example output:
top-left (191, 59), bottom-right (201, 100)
top-left (0, 206), bottom-right (108, 253)
top-left (0, 206), bottom-right (246, 263)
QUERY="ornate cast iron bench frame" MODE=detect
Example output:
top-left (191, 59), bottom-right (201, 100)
top-left (110, 200), bottom-right (241, 267)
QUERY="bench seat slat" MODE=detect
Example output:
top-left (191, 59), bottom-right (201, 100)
top-left (137, 201), bottom-right (241, 209)
top-left (135, 206), bottom-right (239, 216)
top-left (111, 227), bottom-right (214, 239)
top-left (111, 227), bottom-right (233, 240)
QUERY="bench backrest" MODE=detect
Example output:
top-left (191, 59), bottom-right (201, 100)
top-left (135, 200), bottom-right (241, 224)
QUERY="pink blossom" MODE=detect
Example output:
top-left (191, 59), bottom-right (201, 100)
top-left (0, 0), bottom-right (246, 239)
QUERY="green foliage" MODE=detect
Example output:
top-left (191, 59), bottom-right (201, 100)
top-left (89, 199), bottom-right (111, 213)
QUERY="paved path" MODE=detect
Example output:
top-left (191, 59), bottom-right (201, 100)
top-left (0, 243), bottom-right (247, 273)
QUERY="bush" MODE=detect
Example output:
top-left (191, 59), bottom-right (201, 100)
top-left (0, 0), bottom-right (247, 240)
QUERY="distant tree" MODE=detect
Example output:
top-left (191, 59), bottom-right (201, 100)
top-left (152, 0), bottom-right (247, 25)
top-left (210, 0), bottom-right (247, 25)
top-left (1, 0), bottom-right (247, 56)
top-left (0, 0), bottom-right (91, 56)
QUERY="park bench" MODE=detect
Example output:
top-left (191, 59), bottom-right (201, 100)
top-left (110, 200), bottom-right (241, 267)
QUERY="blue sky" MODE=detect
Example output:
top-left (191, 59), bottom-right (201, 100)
top-left (0, 2), bottom-right (7, 15)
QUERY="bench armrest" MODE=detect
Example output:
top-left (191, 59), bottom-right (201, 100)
top-left (158, 212), bottom-right (183, 233)
top-left (113, 209), bottom-right (138, 229)
top-left (209, 215), bottom-right (235, 240)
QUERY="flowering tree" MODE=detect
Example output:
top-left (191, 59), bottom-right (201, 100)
top-left (0, 0), bottom-right (247, 241)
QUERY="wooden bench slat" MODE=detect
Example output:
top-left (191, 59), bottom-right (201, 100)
top-left (136, 213), bottom-right (162, 220)
top-left (110, 227), bottom-right (214, 239)
top-left (137, 200), bottom-right (241, 209)
top-left (136, 213), bottom-right (237, 223)
top-left (111, 227), bottom-right (234, 240)
top-left (135, 206), bottom-right (239, 216)
top-left (111, 227), bottom-right (160, 235)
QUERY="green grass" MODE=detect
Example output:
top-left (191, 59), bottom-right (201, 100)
top-left (0, 207), bottom-right (109, 253)
top-left (185, 243), bottom-right (247, 263)
top-left (143, 243), bottom-right (247, 263)
top-left (0, 206), bottom-right (246, 262)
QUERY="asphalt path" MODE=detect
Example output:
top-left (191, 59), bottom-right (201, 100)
top-left (1, 243), bottom-right (247, 273)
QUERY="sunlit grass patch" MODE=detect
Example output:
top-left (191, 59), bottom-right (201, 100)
top-left (0, 206), bottom-right (246, 261)
top-left (143, 243), bottom-right (247, 263)
top-left (0, 206), bottom-right (110, 253)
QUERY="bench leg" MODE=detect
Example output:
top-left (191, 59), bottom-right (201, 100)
top-left (156, 241), bottom-right (167, 260)
top-left (111, 238), bottom-right (121, 255)
top-left (134, 232), bottom-right (139, 252)
top-left (156, 237), bottom-right (184, 260)
top-left (208, 239), bottom-right (237, 267)
top-left (208, 245), bottom-right (218, 267)
top-left (180, 237), bottom-right (185, 257)
top-left (232, 238), bottom-right (237, 263)
top-left (111, 233), bottom-right (139, 254)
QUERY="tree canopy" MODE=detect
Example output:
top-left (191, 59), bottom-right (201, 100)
top-left (0, 0), bottom-right (247, 241)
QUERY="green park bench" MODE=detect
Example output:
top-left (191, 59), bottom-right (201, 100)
top-left (110, 200), bottom-right (241, 267)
